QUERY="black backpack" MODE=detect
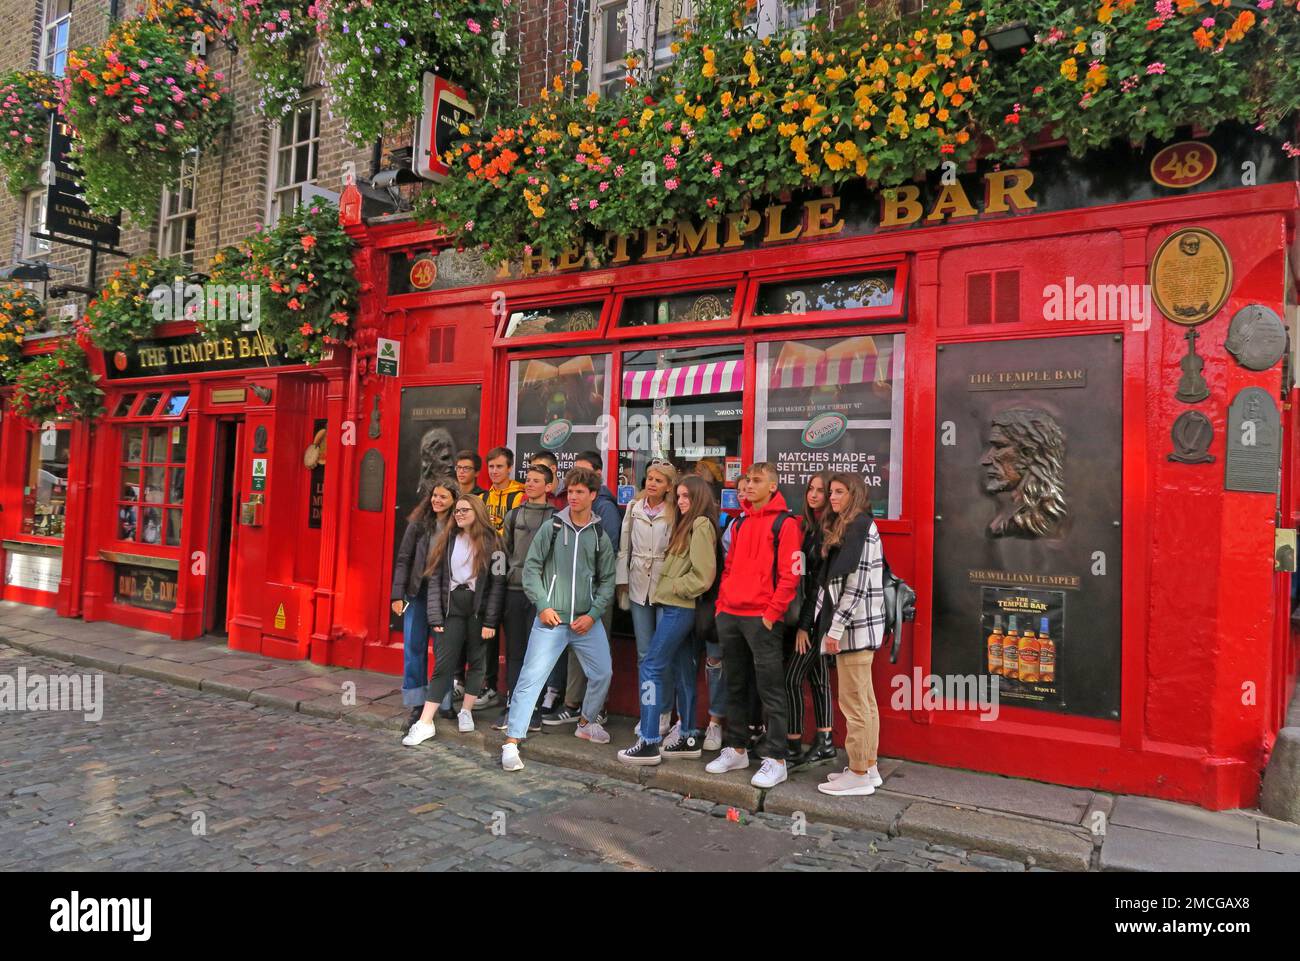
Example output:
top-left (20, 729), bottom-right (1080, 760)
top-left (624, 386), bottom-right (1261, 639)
top-left (729, 511), bottom-right (804, 627)
top-left (884, 557), bottom-right (917, 664)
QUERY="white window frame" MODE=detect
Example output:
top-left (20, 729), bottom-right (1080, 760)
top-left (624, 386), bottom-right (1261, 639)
top-left (590, 0), bottom-right (696, 93)
top-left (159, 151), bottom-right (199, 267)
top-left (752, 0), bottom-right (818, 37)
top-left (23, 189), bottom-right (50, 258)
top-left (40, 0), bottom-right (72, 78)
top-left (265, 99), bottom-right (320, 226)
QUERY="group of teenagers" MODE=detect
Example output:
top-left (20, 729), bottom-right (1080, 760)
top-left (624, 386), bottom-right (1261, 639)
top-left (390, 444), bottom-right (888, 797)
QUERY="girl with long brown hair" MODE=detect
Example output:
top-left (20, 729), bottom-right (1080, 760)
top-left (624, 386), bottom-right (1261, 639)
top-left (391, 478), bottom-right (456, 731)
top-left (809, 473), bottom-right (888, 797)
top-left (403, 495), bottom-right (507, 745)
top-left (618, 474), bottom-right (719, 765)
top-left (787, 471), bottom-right (837, 768)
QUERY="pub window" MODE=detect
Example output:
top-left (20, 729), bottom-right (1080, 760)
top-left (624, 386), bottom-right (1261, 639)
top-left (750, 0), bottom-right (818, 37)
top-left (117, 424), bottom-right (188, 547)
top-left (617, 286), bottom-right (736, 328)
top-left (752, 269), bottom-right (896, 316)
top-left (619, 345), bottom-right (743, 504)
top-left (591, 0), bottom-right (630, 96)
top-left (754, 333), bottom-right (906, 519)
top-left (22, 424), bottom-right (70, 538)
top-left (159, 151), bottom-right (199, 267)
top-left (502, 301), bottom-right (604, 340)
top-left (23, 190), bottom-right (50, 257)
top-left (112, 393), bottom-right (138, 417)
top-left (590, 0), bottom-right (693, 93)
top-left (506, 353), bottom-right (613, 481)
top-left (267, 99), bottom-right (319, 226)
top-left (41, 0), bottom-right (72, 78)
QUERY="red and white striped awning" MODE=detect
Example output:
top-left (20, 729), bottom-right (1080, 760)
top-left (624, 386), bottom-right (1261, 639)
top-left (770, 337), bottom-right (885, 390)
top-left (622, 359), bottom-right (745, 400)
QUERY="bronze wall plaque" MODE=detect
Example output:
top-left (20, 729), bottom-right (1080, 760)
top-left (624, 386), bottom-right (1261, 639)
top-left (1225, 387), bottom-right (1280, 493)
top-left (1150, 227), bottom-right (1233, 326)
top-left (1174, 328), bottom-right (1210, 404)
top-left (359, 449), bottom-right (385, 512)
top-left (1167, 411), bottom-right (1215, 463)
top-left (1225, 304), bottom-right (1287, 371)
top-left (211, 387), bottom-right (247, 405)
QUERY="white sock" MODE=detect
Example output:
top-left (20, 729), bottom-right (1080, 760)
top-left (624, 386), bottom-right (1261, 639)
top-left (541, 688), bottom-right (558, 710)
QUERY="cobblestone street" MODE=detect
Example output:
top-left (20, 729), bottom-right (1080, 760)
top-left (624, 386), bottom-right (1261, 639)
top-left (1, 646), bottom-right (997, 872)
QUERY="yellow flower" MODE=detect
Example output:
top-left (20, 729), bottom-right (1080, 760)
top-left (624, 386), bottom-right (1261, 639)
top-left (704, 46), bottom-right (716, 63)
top-left (749, 112), bottom-right (768, 130)
top-left (780, 49), bottom-right (794, 64)
top-left (748, 64), bottom-right (760, 86)
top-left (721, 91), bottom-right (733, 107)
top-left (728, 126), bottom-right (742, 139)
top-left (703, 62), bottom-right (717, 78)
top-left (921, 91), bottom-right (935, 107)
top-left (835, 140), bottom-right (859, 160)
top-left (571, 60), bottom-right (583, 73)
top-left (826, 65), bottom-right (847, 82)
top-left (961, 29), bottom-right (976, 46)
top-left (1060, 58), bottom-right (1078, 81)
top-left (936, 107), bottom-right (950, 121)
top-left (778, 122), bottom-right (798, 136)
top-left (914, 112), bottom-right (929, 128)
top-left (888, 104), bottom-right (906, 126)
top-left (1085, 63), bottom-right (1108, 93)
top-left (567, 122), bottom-right (582, 138)
top-left (824, 152), bottom-right (846, 171)
top-left (743, 48), bottom-right (755, 66)
top-left (936, 33), bottom-right (953, 50)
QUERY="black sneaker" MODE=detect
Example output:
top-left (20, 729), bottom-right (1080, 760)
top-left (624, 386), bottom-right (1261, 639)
top-left (595, 709), bottom-right (608, 726)
top-left (438, 707), bottom-right (457, 720)
top-left (785, 740), bottom-right (807, 769)
top-left (491, 711), bottom-right (510, 731)
top-left (529, 710), bottom-right (543, 732)
top-left (617, 738), bottom-right (662, 766)
top-left (661, 732), bottom-right (702, 759)
top-left (542, 705), bottom-right (581, 726)
top-left (473, 688), bottom-right (500, 711)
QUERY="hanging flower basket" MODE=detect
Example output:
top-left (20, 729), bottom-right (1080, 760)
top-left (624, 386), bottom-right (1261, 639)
top-left (230, 1), bottom-right (321, 119)
top-left (12, 339), bottom-right (105, 422)
top-left (0, 70), bottom-right (60, 195)
top-left (81, 255), bottom-right (189, 353)
top-left (60, 17), bottom-right (233, 221)
top-left (0, 284), bottom-right (42, 385)
top-left (203, 200), bottom-right (358, 365)
top-left (320, 0), bottom-right (510, 145)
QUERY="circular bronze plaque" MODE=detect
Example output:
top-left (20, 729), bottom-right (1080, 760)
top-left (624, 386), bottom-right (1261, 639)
top-left (1150, 227), bottom-right (1233, 326)
top-left (1225, 304), bottom-right (1287, 371)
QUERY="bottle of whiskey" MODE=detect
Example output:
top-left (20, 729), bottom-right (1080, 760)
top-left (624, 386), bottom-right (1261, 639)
top-left (986, 615), bottom-right (1004, 676)
top-left (1019, 619), bottom-right (1040, 683)
top-left (1002, 615), bottom-right (1020, 681)
top-left (1038, 617), bottom-right (1055, 684)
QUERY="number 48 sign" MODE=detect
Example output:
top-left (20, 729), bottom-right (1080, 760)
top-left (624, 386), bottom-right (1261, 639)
top-left (1150, 141), bottom-right (1216, 189)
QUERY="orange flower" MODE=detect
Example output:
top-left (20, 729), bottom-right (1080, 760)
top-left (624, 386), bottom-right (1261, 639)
top-left (1193, 26), bottom-right (1213, 49)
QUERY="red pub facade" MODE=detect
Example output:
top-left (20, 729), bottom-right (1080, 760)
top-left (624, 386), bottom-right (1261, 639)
top-left (3, 125), bottom-right (1298, 810)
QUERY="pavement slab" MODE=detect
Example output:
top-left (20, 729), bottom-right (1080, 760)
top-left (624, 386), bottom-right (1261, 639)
top-left (884, 760), bottom-right (1093, 825)
top-left (1100, 825), bottom-right (1300, 872)
top-left (899, 802), bottom-right (1093, 871)
top-left (1108, 796), bottom-right (1260, 849)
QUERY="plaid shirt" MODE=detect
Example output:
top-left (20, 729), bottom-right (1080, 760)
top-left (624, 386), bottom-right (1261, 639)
top-left (814, 520), bottom-right (886, 653)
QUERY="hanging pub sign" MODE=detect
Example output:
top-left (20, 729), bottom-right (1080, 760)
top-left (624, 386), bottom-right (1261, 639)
top-left (44, 116), bottom-right (121, 247)
top-left (103, 330), bottom-right (290, 379)
top-left (414, 73), bottom-right (474, 182)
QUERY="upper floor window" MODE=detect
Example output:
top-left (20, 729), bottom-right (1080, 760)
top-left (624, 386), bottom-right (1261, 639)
top-left (590, 0), bottom-right (694, 93)
top-left (41, 0), bottom-right (72, 78)
top-left (747, 0), bottom-right (818, 37)
top-left (159, 151), bottom-right (199, 267)
top-left (267, 100), bottom-right (319, 226)
top-left (23, 190), bottom-right (50, 258)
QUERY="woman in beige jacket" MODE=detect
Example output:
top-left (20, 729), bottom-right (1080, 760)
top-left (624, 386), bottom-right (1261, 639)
top-left (616, 460), bottom-right (678, 738)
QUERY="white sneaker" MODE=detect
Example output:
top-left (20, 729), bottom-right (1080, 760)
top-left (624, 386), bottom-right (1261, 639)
top-left (661, 715), bottom-right (676, 739)
top-left (575, 720), bottom-right (610, 744)
top-left (818, 769), bottom-right (875, 796)
top-left (457, 709), bottom-right (475, 733)
top-left (402, 720), bottom-right (436, 746)
top-left (827, 765), bottom-right (884, 787)
top-left (751, 757), bottom-right (788, 789)
top-left (501, 742), bottom-right (524, 771)
top-left (703, 722), bottom-right (723, 752)
top-left (705, 747), bottom-right (749, 774)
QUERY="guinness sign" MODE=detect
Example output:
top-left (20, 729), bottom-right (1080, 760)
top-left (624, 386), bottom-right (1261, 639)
top-left (44, 116), bottom-right (121, 247)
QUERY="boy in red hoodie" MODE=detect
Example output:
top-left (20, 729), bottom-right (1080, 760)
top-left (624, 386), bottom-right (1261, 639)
top-left (705, 462), bottom-right (802, 789)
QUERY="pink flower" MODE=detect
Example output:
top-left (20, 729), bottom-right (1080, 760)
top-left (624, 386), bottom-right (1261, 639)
top-left (588, 199), bottom-right (598, 209)
top-left (1201, 17), bottom-right (1215, 27)
top-left (664, 155), bottom-right (677, 170)
top-left (464, 220), bottom-right (475, 231)
top-left (1258, 0), bottom-right (1274, 8)
top-left (711, 163), bottom-right (722, 177)
top-left (133, 104), bottom-right (145, 114)
top-left (467, 18), bottom-right (481, 33)
top-left (1146, 62), bottom-right (1166, 75)
top-left (155, 123), bottom-right (167, 133)
top-left (664, 178), bottom-right (679, 191)
top-left (614, 164), bottom-right (624, 176)
top-left (599, 181), bottom-right (609, 191)
top-left (569, 199), bottom-right (579, 210)
top-left (173, 120), bottom-right (184, 129)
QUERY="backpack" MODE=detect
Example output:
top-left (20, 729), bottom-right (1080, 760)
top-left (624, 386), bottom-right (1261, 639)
top-left (729, 510), bottom-right (804, 628)
top-left (539, 515), bottom-right (608, 578)
top-left (883, 556), bottom-right (917, 664)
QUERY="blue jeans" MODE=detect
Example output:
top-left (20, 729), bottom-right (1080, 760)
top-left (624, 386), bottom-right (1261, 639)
top-left (638, 605), bottom-right (698, 742)
top-left (631, 599), bottom-right (675, 718)
top-left (705, 640), bottom-right (726, 720)
top-left (401, 593), bottom-right (430, 707)
top-left (507, 617), bottom-right (612, 740)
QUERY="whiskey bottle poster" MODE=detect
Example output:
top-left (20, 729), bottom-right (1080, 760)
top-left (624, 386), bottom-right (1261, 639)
top-left (933, 335), bottom-right (1123, 719)
top-left (981, 587), bottom-right (1066, 710)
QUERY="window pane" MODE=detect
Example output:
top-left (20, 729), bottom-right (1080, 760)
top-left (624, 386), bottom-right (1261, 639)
top-left (503, 302), bottom-right (603, 339)
top-left (119, 467), bottom-right (140, 501)
top-left (294, 143), bottom-right (311, 184)
top-left (140, 508), bottom-right (163, 545)
top-left (146, 427), bottom-right (168, 463)
top-left (754, 334), bottom-right (905, 518)
top-left (276, 147), bottom-right (292, 188)
top-left (618, 288), bottom-right (734, 327)
top-left (143, 467), bottom-right (166, 503)
top-left (137, 392), bottom-right (163, 417)
top-left (618, 346), bottom-right (743, 502)
top-left (113, 394), bottom-right (137, 417)
top-left (169, 468), bottom-right (186, 505)
top-left (752, 271), bottom-right (896, 315)
top-left (171, 425), bottom-right (188, 462)
top-left (22, 428), bottom-right (70, 538)
top-left (122, 428), bottom-right (144, 463)
top-left (296, 104), bottom-right (313, 143)
top-left (165, 392), bottom-right (189, 417)
top-left (117, 506), bottom-right (138, 541)
top-left (508, 354), bottom-right (612, 483)
top-left (166, 509), bottom-right (183, 547)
